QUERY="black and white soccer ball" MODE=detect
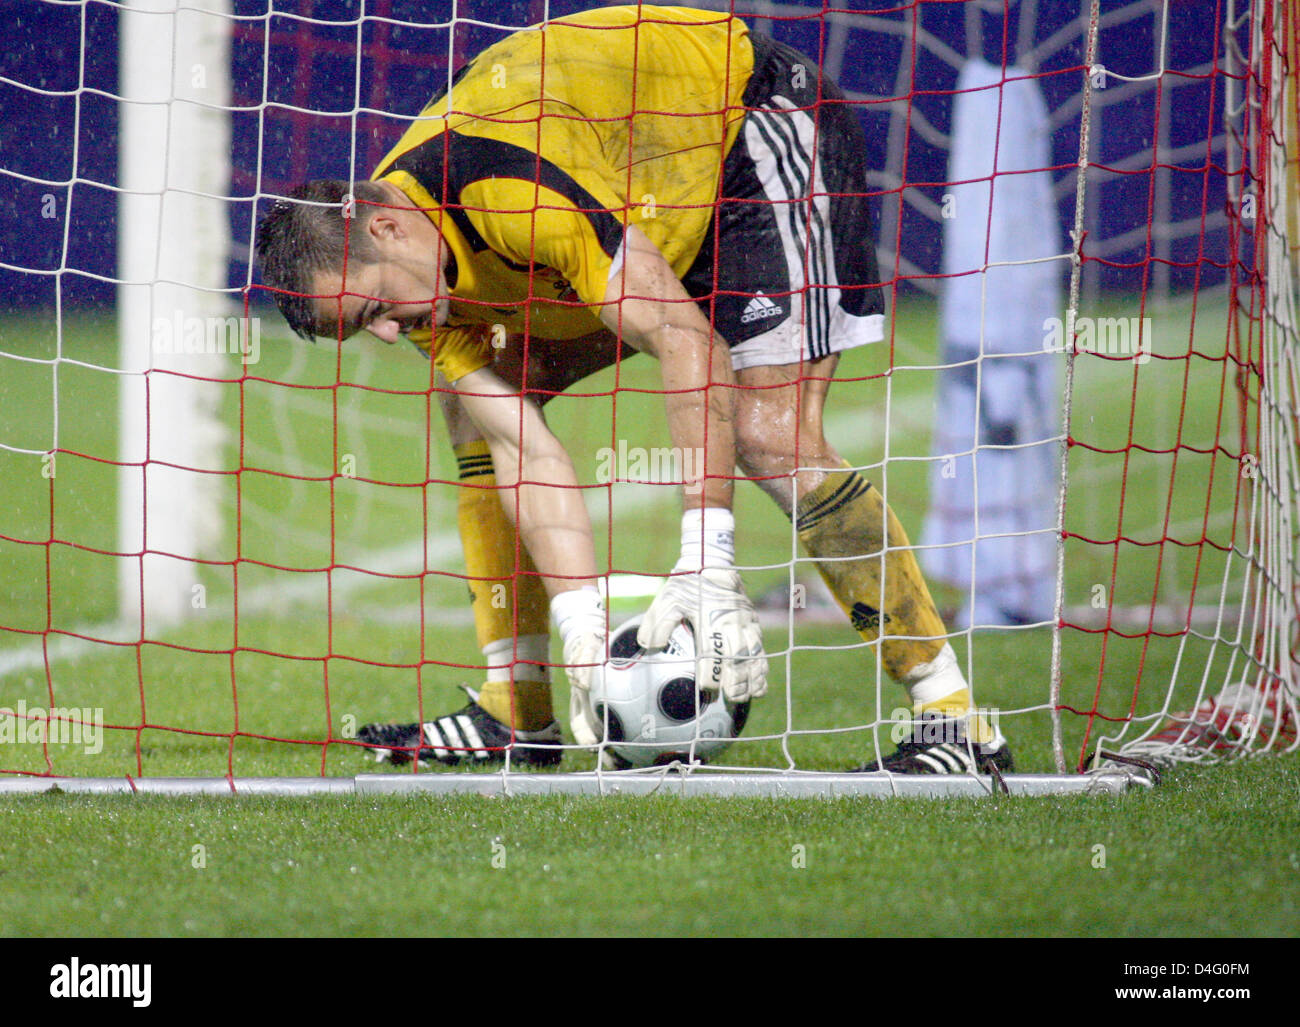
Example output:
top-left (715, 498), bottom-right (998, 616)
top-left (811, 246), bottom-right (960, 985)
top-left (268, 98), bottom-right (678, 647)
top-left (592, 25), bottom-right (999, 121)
top-left (589, 615), bottom-right (750, 768)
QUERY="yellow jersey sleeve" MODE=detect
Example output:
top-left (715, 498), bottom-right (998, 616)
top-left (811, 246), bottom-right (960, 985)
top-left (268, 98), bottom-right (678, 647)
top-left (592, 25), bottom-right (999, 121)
top-left (406, 322), bottom-right (494, 383)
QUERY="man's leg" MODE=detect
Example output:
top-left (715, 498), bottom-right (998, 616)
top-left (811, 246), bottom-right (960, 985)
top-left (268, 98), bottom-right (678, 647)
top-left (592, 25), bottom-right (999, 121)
top-left (358, 332), bottom-right (631, 765)
top-left (733, 356), bottom-right (1003, 754)
top-left (353, 385), bottom-right (558, 767)
top-left (704, 46), bottom-right (1007, 770)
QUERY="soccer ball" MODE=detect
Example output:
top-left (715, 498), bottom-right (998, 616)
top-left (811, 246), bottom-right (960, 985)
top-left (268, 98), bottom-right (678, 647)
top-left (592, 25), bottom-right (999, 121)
top-left (589, 615), bottom-right (750, 768)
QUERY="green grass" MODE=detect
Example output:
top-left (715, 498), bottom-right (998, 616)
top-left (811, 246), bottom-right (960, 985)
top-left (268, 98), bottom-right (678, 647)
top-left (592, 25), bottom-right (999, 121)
top-left (2, 758), bottom-right (1297, 937)
top-left (1, 295), bottom-right (1296, 937)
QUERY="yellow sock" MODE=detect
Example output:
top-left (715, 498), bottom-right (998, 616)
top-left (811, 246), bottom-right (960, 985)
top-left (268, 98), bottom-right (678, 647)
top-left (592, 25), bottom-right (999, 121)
top-left (913, 686), bottom-right (998, 745)
top-left (795, 471), bottom-right (997, 744)
top-left (795, 465), bottom-right (948, 683)
top-left (478, 638), bottom-right (554, 731)
top-left (455, 441), bottom-right (553, 730)
top-left (916, 686), bottom-right (971, 718)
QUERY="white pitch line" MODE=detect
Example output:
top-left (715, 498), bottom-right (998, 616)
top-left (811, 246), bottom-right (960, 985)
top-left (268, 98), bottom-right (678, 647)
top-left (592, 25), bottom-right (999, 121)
top-left (0, 530), bottom-right (457, 679)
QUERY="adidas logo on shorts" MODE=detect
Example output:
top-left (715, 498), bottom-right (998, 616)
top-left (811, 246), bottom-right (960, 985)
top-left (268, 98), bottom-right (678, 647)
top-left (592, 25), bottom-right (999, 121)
top-left (740, 291), bottom-right (784, 324)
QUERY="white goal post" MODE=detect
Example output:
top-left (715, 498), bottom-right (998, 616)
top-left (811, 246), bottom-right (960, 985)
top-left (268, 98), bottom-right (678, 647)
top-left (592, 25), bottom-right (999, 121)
top-left (117, 0), bottom-right (232, 631)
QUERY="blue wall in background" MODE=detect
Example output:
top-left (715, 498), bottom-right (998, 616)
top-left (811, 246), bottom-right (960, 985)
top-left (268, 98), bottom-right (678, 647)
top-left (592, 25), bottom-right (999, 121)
top-left (0, 0), bottom-right (1244, 310)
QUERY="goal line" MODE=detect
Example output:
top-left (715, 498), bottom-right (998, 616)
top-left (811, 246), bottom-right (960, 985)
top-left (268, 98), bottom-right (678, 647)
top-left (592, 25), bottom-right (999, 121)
top-left (0, 768), bottom-right (1150, 799)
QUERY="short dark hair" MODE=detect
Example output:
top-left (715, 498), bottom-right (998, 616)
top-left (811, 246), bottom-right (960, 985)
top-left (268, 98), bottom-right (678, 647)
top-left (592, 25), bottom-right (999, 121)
top-left (254, 180), bottom-right (387, 340)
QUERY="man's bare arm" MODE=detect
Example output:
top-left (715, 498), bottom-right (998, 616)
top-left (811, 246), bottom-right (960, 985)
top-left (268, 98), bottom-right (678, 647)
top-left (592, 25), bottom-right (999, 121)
top-left (600, 225), bottom-right (736, 512)
top-left (597, 226), bottom-right (766, 701)
top-left (450, 365), bottom-right (598, 599)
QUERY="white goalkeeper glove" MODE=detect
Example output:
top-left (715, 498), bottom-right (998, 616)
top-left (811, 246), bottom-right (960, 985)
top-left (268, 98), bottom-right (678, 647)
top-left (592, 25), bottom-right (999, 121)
top-left (550, 586), bottom-right (606, 747)
top-left (638, 508), bottom-right (768, 703)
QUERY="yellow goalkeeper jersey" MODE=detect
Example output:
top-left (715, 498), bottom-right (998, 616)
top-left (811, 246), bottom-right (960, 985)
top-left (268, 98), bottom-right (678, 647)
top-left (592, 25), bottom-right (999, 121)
top-left (370, 4), bottom-right (754, 380)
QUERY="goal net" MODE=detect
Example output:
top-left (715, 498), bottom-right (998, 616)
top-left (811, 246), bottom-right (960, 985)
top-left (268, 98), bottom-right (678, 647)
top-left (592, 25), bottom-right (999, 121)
top-left (0, 0), bottom-right (1295, 787)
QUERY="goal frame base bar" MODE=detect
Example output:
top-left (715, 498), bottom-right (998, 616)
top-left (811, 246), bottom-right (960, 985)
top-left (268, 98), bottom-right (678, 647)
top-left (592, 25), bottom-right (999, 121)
top-left (0, 770), bottom-right (1151, 797)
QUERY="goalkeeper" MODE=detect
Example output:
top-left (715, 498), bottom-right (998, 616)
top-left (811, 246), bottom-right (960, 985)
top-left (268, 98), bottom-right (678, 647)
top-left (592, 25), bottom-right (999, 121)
top-left (255, 4), bottom-right (1013, 775)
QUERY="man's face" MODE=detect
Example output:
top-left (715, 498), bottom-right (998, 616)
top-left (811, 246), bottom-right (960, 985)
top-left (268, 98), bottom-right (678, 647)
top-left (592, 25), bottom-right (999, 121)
top-left (309, 206), bottom-right (450, 344)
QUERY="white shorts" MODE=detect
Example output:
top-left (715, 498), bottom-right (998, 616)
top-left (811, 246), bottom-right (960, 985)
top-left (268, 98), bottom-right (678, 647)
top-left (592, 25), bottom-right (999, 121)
top-left (681, 33), bottom-right (886, 370)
